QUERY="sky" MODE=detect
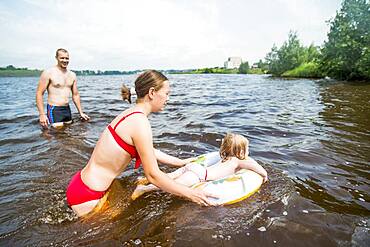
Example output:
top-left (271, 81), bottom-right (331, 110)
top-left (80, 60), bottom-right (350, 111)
top-left (0, 0), bottom-right (343, 71)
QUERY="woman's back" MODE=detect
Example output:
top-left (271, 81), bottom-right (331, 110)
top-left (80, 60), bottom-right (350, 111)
top-left (82, 110), bottom-right (145, 191)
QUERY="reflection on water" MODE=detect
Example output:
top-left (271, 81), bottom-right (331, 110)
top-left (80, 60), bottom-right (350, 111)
top-left (294, 81), bottom-right (370, 217)
top-left (0, 75), bottom-right (369, 246)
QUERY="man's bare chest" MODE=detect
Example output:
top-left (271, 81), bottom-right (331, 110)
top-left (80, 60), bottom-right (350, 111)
top-left (49, 73), bottom-right (74, 88)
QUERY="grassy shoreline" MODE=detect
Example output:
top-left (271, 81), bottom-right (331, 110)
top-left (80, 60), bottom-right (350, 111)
top-left (281, 62), bottom-right (324, 78)
top-left (0, 66), bottom-right (323, 79)
top-left (0, 67), bottom-right (140, 77)
top-left (170, 67), bottom-right (267, 75)
top-left (0, 69), bottom-right (41, 77)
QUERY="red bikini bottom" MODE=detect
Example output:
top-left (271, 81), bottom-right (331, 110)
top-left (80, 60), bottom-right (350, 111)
top-left (66, 171), bottom-right (106, 206)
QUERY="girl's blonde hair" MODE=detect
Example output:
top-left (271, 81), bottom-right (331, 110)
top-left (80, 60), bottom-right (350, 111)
top-left (121, 70), bottom-right (168, 103)
top-left (219, 133), bottom-right (249, 162)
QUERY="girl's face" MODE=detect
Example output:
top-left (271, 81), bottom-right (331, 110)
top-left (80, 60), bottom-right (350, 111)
top-left (238, 145), bottom-right (249, 159)
top-left (152, 80), bottom-right (170, 112)
top-left (245, 146), bottom-right (249, 156)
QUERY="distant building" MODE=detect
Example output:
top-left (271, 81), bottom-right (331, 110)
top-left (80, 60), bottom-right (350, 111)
top-left (224, 57), bottom-right (242, 69)
top-left (251, 63), bottom-right (259, 69)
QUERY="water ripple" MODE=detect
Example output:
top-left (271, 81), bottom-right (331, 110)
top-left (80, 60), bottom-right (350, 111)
top-left (0, 75), bottom-right (369, 246)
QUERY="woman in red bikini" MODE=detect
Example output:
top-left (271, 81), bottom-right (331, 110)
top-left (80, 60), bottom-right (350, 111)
top-left (66, 70), bottom-right (216, 216)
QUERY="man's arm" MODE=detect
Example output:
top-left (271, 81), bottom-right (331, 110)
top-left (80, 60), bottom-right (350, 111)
top-left (36, 70), bottom-right (50, 128)
top-left (71, 73), bottom-right (89, 121)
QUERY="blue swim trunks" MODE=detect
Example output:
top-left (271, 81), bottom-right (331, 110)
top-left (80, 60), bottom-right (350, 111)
top-left (47, 104), bottom-right (72, 124)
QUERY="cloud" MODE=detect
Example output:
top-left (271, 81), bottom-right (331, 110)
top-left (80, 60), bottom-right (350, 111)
top-left (0, 0), bottom-right (342, 70)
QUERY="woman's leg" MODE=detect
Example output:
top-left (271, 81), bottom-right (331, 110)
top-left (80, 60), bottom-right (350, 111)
top-left (131, 184), bottom-right (159, 200)
top-left (132, 168), bottom-right (199, 200)
top-left (136, 176), bottom-right (149, 185)
top-left (71, 199), bottom-right (100, 217)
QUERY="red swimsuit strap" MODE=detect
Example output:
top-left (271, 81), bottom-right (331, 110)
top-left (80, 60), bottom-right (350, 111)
top-left (108, 111), bottom-right (144, 169)
top-left (108, 125), bottom-right (137, 157)
top-left (108, 125), bottom-right (141, 169)
top-left (113, 111), bottom-right (144, 130)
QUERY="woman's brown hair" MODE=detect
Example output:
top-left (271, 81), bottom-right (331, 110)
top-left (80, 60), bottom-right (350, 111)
top-left (121, 70), bottom-right (168, 103)
top-left (219, 133), bottom-right (249, 162)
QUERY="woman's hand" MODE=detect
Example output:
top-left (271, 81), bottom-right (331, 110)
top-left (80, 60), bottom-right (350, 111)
top-left (186, 188), bottom-right (219, 206)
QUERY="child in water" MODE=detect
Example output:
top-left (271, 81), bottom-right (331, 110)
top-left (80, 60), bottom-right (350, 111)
top-left (132, 133), bottom-right (268, 200)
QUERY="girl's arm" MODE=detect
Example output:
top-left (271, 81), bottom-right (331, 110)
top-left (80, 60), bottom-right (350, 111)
top-left (132, 116), bottom-right (217, 205)
top-left (154, 148), bottom-right (194, 167)
top-left (238, 157), bottom-right (268, 183)
top-left (166, 166), bottom-right (187, 179)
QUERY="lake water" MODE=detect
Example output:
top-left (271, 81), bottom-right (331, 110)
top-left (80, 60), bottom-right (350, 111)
top-left (0, 74), bottom-right (369, 246)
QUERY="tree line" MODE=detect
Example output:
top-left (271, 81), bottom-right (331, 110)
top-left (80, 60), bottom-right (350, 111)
top-left (2, 0), bottom-right (367, 80)
top-left (263, 0), bottom-right (369, 80)
top-left (0, 65), bottom-right (142, 77)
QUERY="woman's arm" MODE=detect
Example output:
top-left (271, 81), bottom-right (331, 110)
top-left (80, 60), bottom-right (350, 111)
top-left (132, 117), bottom-right (217, 206)
top-left (135, 164), bottom-right (187, 186)
top-left (154, 148), bottom-right (194, 167)
top-left (238, 157), bottom-right (268, 183)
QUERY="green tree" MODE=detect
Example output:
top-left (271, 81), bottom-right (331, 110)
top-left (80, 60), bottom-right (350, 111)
top-left (304, 44), bottom-right (321, 63)
top-left (6, 65), bottom-right (16, 70)
top-left (321, 0), bottom-right (370, 80)
top-left (238, 61), bottom-right (250, 74)
top-left (204, 68), bottom-right (212, 73)
top-left (265, 31), bottom-right (306, 75)
top-left (256, 59), bottom-right (269, 71)
top-left (265, 44), bottom-right (279, 74)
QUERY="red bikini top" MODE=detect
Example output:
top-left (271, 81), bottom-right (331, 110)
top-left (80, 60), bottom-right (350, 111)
top-left (108, 111), bottom-right (144, 169)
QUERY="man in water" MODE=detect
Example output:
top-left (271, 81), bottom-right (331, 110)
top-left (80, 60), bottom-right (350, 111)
top-left (36, 48), bottom-right (89, 128)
